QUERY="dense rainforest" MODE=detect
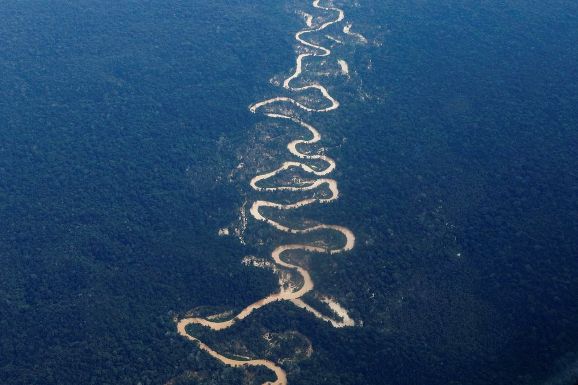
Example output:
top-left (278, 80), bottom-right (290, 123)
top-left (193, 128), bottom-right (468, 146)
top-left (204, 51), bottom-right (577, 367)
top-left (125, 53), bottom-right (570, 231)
top-left (1, 1), bottom-right (577, 385)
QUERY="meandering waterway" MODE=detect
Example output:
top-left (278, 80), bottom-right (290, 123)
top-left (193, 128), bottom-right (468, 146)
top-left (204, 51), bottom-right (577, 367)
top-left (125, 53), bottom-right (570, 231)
top-left (176, 2), bottom-right (366, 384)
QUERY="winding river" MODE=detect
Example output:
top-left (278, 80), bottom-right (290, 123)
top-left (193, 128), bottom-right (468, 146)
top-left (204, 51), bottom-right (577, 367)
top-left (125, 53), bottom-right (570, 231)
top-left (177, 1), bottom-right (363, 384)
